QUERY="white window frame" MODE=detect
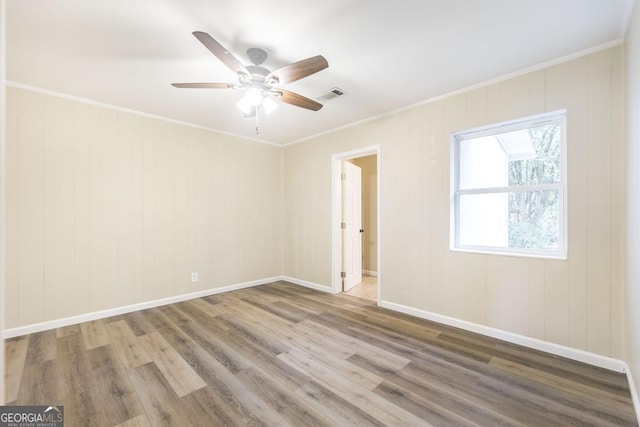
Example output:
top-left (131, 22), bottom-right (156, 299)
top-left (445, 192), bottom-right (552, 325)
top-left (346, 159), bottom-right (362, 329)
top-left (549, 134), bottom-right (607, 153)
top-left (450, 110), bottom-right (567, 260)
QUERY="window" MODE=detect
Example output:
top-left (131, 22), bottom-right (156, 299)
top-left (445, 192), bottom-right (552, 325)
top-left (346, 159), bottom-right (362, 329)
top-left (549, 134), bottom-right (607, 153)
top-left (451, 110), bottom-right (566, 259)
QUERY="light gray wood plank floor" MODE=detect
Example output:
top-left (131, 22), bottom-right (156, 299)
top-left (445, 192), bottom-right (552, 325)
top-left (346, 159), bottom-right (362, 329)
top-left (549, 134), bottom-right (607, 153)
top-left (4, 281), bottom-right (638, 426)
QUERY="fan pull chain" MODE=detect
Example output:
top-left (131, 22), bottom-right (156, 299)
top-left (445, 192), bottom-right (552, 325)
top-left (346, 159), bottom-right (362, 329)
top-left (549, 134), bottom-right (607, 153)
top-left (255, 108), bottom-right (260, 134)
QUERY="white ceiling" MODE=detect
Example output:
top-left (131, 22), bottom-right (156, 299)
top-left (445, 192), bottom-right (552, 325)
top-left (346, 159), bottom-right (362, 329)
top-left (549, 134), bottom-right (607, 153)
top-left (6, 0), bottom-right (633, 145)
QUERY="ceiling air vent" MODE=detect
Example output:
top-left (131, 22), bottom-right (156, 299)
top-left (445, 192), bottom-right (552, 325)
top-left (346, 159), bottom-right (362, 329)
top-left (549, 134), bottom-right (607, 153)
top-left (317, 87), bottom-right (345, 103)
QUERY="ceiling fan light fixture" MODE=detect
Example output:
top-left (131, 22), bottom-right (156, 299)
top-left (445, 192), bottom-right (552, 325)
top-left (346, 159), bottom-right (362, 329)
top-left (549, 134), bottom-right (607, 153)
top-left (237, 86), bottom-right (265, 114)
top-left (262, 96), bottom-right (278, 115)
top-left (237, 87), bottom-right (279, 115)
top-left (236, 95), bottom-right (254, 114)
top-left (245, 87), bottom-right (263, 106)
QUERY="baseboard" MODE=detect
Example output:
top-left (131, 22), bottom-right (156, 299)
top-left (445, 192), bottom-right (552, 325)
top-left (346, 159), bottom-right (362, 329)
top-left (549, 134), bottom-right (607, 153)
top-left (279, 276), bottom-right (334, 293)
top-left (280, 279), bottom-right (629, 375)
top-left (2, 276), bottom-right (282, 339)
top-left (380, 300), bottom-right (627, 373)
top-left (363, 270), bottom-right (378, 277)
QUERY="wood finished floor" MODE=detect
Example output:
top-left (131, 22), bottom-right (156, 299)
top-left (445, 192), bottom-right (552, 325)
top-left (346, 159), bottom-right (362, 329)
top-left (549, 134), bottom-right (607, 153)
top-left (4, 281), bottom-right (638, 426)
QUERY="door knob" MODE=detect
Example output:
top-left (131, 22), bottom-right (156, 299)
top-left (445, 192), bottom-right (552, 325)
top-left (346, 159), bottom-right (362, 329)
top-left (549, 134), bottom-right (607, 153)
top-left (360, 229), bottom-right (364, 233)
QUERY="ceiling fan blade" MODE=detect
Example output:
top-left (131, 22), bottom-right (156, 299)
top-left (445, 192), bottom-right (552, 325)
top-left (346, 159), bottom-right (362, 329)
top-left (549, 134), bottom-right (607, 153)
top-left (192, 31), bottom-right (250, 77)
top-left (171, 82), bottom-right (235, 89)
top-left (276, 89), bottom-right (323, 111)
top-left (266, 55), bottom-right (328, 85)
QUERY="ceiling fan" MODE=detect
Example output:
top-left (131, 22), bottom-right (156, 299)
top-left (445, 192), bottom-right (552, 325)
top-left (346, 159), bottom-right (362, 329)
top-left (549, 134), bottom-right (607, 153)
top-left (172, 31), bottom-right (329, 118)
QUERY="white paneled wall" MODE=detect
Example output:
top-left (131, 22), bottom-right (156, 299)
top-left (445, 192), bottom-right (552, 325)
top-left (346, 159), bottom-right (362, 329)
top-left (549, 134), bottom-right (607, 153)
top-left (626, 0), bottom-right (640, 397)
top-left (5, 86), bottom-right (282, 329)
top-left (283, 46), bottom-right (626, 358)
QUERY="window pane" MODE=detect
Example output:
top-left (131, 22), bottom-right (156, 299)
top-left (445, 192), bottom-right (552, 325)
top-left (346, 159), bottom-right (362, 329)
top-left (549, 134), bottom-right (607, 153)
top-left (459, 193), bottom-right (509, 247)
top-left (458, 136), bottom-right (508, 190)
top-left (458, 122), bottom-right (561, 190)
top-left (506, 123), bottom-right (561, 186)
top-left (508, 190), bottom-right (559, 250)
top-left (459, 190), bottom-right (560, 251)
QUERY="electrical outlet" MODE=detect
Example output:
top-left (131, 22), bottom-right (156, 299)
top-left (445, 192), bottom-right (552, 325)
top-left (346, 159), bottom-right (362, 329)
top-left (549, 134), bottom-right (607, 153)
top-left (191, 272), bottom-right (199, 282)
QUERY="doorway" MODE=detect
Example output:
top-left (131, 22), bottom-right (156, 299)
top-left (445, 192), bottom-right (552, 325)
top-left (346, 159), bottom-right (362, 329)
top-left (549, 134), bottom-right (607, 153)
top-left (331, 146), bottom-right (380, 304)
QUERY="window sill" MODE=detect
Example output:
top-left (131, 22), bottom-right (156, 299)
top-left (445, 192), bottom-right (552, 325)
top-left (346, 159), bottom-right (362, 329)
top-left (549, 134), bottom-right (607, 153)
top-left (450, 246), bottom-right (567, 261)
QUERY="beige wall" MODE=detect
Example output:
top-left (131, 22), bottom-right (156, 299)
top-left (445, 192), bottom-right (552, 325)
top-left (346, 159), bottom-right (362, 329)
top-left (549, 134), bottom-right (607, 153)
top-left (626, 1), bottom-right (640, 395)
top-left (5, 86), bottom-right (282, 329)
top-left (352, 155), bottom-right (377, 273)
top-left (283, 46), bottom-right (626, 359)
top-left (3, 42), bottom-right (631, 370)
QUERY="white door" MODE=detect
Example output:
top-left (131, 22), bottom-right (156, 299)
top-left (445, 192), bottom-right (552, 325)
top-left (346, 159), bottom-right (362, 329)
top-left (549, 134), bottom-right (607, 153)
top-left (343, 161), bottom-right (362, 291)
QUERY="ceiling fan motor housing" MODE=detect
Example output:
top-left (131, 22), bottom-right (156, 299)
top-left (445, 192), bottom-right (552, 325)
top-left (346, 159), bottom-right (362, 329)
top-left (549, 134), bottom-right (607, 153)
top-left (245, 65), bottom-right (270, 79)
top-left (246, 47), bottom-right (268, 65)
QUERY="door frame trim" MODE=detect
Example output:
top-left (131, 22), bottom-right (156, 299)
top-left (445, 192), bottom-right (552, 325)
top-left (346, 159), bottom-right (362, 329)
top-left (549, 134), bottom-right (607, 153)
top-left (331, 145), bottom-right (381, 304)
